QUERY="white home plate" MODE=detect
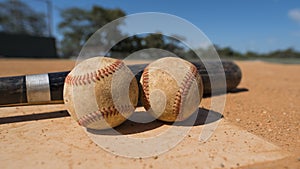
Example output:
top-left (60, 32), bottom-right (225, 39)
top-left (171, 120), bottom-right (288, 168)
top-left (86, 109), bottom-right (288, 168)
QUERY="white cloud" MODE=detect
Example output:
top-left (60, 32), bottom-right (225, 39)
top-left (288, 9), bottom-right (300, 23)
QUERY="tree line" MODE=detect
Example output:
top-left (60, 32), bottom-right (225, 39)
top-left (0, 0), bottom-right (299, 59)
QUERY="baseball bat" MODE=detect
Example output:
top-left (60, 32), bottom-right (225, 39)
top-left (0, 61), bottom-right (242, 106)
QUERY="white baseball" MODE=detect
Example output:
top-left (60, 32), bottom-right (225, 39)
top-left (63, 57), bottom-right (139, 130)
top-left (140, 57), bottom-right (203, 122)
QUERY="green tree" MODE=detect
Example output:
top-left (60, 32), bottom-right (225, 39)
top-left (245, 51), bottom-right (260, 58)
top-left (143, 34), bottom-right (165, 48)
top-left (216, 47), bottom-right (235, 57)
top-left (58, 6), bottom-right (125, 57)
top-left (0, 0), bottom-right (47, 36)
top-left (110, 35), bottom-right (144, 54)
top-left (110, 33), bottom-right (187, 59)
top-left (268, 48), bottom-right (300, 58)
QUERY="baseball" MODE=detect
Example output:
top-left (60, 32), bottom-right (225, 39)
top-left (63, 57), bottom-right (139, 130)
top-left (140, 57), bottom-right (203, 122)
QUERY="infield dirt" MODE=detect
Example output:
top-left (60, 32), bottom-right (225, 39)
top-left (0, 59), bottom-right (299, 168)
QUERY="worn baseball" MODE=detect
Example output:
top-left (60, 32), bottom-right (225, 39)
top-left (140, 57), bottom-right (203, 122)
top-left (63, 57), bottom-right (139, 130)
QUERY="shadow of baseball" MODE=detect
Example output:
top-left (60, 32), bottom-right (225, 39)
top-left (87, 107), bottom-right (222, 135)
top-left (166, 108), bottom-right (223, 126)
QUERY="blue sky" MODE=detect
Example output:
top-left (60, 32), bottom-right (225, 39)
top-left (18, 0), bottom-right (300, 53)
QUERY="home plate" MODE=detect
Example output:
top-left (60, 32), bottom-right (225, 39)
top-left (86, 109), bottom-right (289, 168)
top-left (170, 120), bottom-right (288, 168)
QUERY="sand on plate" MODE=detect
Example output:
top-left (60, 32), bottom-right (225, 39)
top-left (0, 58), bottom-right (299, 169)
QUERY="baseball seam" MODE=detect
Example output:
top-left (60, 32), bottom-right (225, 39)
top-left (142, 68), bottom-right (151, 110)
top-left (65, 60), bottom-right (124, 86)
top-left (77, 105), bottom-right (134, 127)
top-left (173, 65), bottom-right (198, 120)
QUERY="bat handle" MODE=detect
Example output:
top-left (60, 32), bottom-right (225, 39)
top-left (0, 71), bottom-right (69, 106)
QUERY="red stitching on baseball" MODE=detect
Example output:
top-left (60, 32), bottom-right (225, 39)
top-left (65, 60), bottom-right (124, 86)
top-left (173, 65), bottom-right (198, 120)
top-left (77, 105), bottom-right (134, 127)
top-left (142, 68), bottom-right (151, 110)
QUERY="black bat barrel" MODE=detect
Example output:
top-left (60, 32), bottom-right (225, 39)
top-left (0, 61), bottom-right (241, 106)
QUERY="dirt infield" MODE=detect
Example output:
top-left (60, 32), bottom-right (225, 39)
top-left (0, 59), bottom-right (299, 168)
